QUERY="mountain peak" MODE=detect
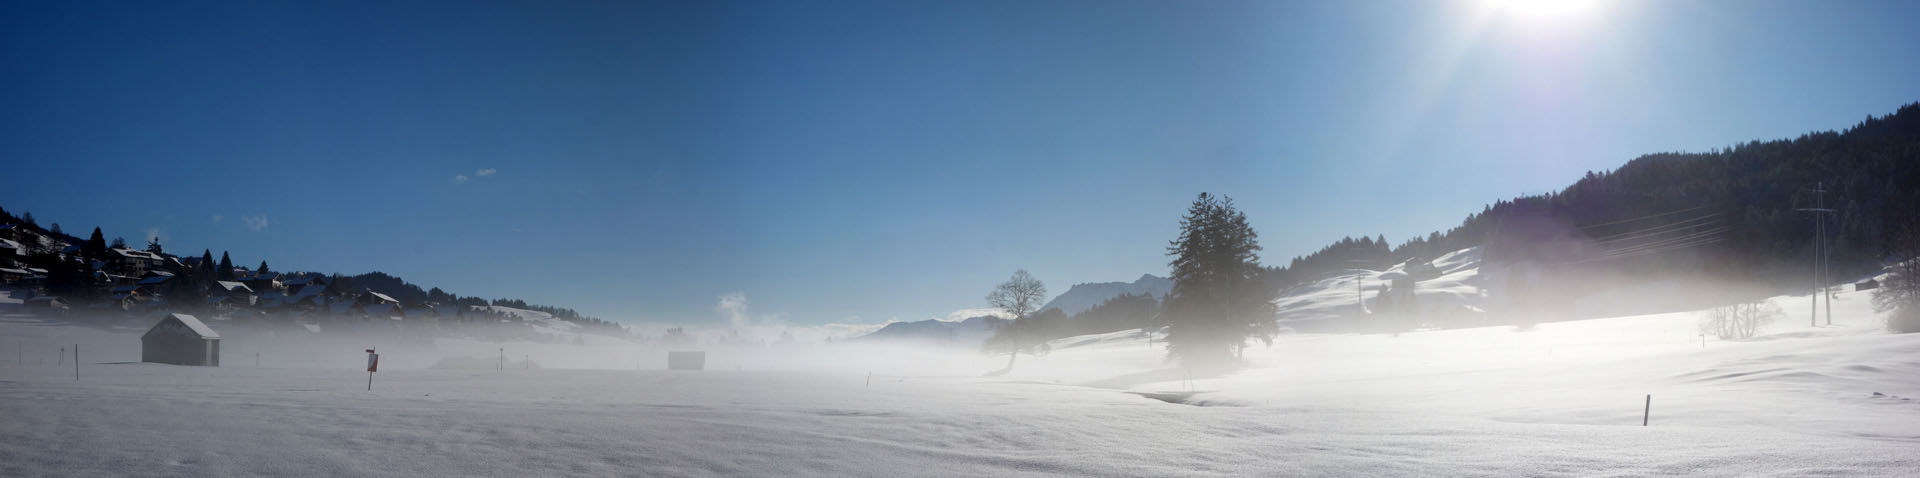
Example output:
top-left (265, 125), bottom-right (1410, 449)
top-left (1038, 274), bottom-right (1173, 316)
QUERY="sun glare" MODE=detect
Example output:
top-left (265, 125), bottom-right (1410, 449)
top-left (1487, 0), bottom-right (1607, 24)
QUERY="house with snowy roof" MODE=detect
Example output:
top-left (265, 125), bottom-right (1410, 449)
top-left (243, 271), bottom-right (283, 293)
top-left (0, 267), bottom-right (28, 284)
top-left (110, 248), bottom-right (166, 275)
top-left (0, 238), bottom-right (26, 266)
top-left (213, 281), bottom-right (257, 306)
top-left (142, 313), bottom-right (220, 366)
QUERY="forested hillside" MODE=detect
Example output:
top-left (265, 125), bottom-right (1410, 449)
top-left (1267, 102), bottom-right (1920, 298)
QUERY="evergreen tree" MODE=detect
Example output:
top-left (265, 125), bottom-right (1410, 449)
top-left (165, 269), bottom-right (209, 311)
top-left (257, 260), bottom-right (270, 275)
top-left (146, 237), bottom-right (163, 254)
top-left (199, 250), bottom-right (216, 282)
top-left (1163, 193), bottom-right (1277, 368)
top-left (111, 237), bottom-right (127, 249)
top-left (84, 227), bottom-right (107, 260)
top-left (217, 251), bottom-right (234, 280)
top-left (50, 223), bottom-right (62, 236)
top-left (20, 212), bottom-right (33, 225)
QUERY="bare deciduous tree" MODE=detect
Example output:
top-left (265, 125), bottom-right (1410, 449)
top-left (1873, 207), bottom-right (1920, 332)
top-left (1698, 299), bottom-right (1781, 340)
top-left (983, 269), bottom-right (1048, 375)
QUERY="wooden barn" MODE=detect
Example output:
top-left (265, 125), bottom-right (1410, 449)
top-left (142, 313), bottom-right (221, 366)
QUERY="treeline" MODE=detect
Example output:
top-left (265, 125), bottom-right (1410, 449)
top-left (1262, 102), bottom-right (1920, 297)
top-left (1018, 292), bottom-right (1162, 340)
top-left (0, 207), bottom-right (632, 337)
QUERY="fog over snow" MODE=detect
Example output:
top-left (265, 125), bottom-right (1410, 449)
top-left (2, 281), bottom-right (1915, 477)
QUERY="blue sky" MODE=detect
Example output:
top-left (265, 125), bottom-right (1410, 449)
top-left (3, 0), bottom-right (1917, 327)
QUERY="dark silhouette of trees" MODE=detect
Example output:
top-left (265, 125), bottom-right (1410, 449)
top-left (216, 252), bottom-right (234, 280)
top-left (84, 228), bottom-right (107, 260)
top-left (1164, 193), bottom-right (1277, 368)
top-left (257, 260), bottom-right (270, 275)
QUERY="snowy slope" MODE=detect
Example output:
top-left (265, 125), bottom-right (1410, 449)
top-left (1038, 274), bottom-right (1172, 316)
top-left (1273, 246), bottom-right (1485, 330)
top-left (1, 284), bottom-right (1917, 477)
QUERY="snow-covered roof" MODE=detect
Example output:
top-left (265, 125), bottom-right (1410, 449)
top-left (0, 267), bottom-right (27, 275)
top-left (113, 248), bottom-right (163, 261)
top-left (0, 238), bottom-right (25, 252)
top-left (215, 281), bottom-right (254, 294)
top-left (364, 291), bottom-right (398, 303)
top-left (148, 313), bottom-right (219, 339)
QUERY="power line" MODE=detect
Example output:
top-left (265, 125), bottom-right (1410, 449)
top-left (1575, 206), bottom-right (1710, 231)
top-left (1591, 226), bottom-right (1730, 257)
top-left (1588, 214), bottom-right (1720, 246)
top-left (1575, 236), bottom-right (1728, 264)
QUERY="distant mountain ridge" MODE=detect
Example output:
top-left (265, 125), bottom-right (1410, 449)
top-left (853, 315), bottom-right (1010, 345)
top-left (1038, 274), bottom-right (1171, 316)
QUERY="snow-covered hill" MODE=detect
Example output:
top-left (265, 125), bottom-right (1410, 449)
top-left (1272, 246), bottom-right (1485, 331)
top-left (1039, 274), bottom-right (1172, 316)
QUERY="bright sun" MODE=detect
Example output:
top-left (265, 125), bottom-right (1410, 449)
top-left (1486, 0), bottom-right (1607, 23)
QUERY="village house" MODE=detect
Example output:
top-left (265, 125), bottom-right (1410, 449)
top-left (281, 274), bottom-right (329, 296)
top-left (0, 238), bottom-right (27, 267)
top-left (141, 313), bottom-right (220, 366)
top-left (212, 281), bottom-right (257, 307)
top-left (0, 267), bottom-right (28, 284)
top-left (110, 248), bottom-right (166, 275)
top-left (1857, 278), bottom-right (1880, 291)
top-left (25, 295), bottom-right (69, 312)
top-left (135, 271), bottom-right (175, 294)
top-left (242, 271), bottom-right (284, 294)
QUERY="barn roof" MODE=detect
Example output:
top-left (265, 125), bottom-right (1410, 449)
top-left (150, 313), bottom-right (220, 339)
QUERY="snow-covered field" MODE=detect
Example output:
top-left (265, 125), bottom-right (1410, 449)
top-left (2, 286), bottom-right (1917, 477)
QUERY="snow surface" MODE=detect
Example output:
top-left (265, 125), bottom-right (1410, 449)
top-left (2, 285), bottom-right (1917, 477)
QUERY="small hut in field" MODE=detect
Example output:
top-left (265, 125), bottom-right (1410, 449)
top-left (142, 313), bottom-right (221, 366)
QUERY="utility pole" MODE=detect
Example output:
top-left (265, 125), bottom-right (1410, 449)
top-left (1821, 188), bottom-right (1832, 326)
top-left (1357, 279), bottom-right (1364, 314)
top-left (1797, 183), bottom-right (1834, 327)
